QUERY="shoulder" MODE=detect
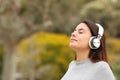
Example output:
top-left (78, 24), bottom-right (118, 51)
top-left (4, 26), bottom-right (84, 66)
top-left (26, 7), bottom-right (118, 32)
top-left (68, 60), bottom-right (75, 67)
top-left (94, 61), bottom-right (114, 75)
top-left (94, 61), bottom-right (115, 80)
top-left (96, 61), bottom-right (109, 67)
top-left (95, 61), bottom-right (110, 70)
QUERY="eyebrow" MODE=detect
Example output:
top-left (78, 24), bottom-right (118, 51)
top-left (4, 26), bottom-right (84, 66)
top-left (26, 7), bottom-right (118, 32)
top-left (75, 28), bottom-right (84, 31)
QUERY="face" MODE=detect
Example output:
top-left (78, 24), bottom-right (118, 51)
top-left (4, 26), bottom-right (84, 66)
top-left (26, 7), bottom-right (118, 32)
top-left (70, 23), bottom-right (92, 50)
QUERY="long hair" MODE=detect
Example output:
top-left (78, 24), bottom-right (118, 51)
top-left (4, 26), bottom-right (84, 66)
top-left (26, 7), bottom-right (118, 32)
top-left (81, 20), bottom-right (108, 63)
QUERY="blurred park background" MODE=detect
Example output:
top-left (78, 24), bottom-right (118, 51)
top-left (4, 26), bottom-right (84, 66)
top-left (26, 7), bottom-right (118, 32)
top-left (0, 0), bottom-right (120, 80)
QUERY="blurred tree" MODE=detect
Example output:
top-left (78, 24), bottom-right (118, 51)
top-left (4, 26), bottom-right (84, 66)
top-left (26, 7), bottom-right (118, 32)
top-left (0, 0), bottom-right (54, 80)
top-left (0, 0), bottom-right (79, 80)
top-left (80, 0), bottom-right (120, 37)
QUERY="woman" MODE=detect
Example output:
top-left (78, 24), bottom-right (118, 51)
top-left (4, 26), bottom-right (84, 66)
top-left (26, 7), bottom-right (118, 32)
top-left (61, 20), bottom-right (115, 80)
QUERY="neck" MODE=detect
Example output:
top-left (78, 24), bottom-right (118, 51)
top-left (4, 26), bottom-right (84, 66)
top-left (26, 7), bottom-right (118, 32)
top-left (75, 49), bottom-right (90, 62)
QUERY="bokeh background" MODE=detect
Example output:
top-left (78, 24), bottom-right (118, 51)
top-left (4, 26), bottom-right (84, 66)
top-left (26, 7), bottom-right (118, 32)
top-left (0, 0), bottom-right (120, 80)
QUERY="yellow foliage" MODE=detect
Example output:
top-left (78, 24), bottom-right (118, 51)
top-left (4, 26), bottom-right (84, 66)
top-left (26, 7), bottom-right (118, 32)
top-left (106, 37), bottom-right (120, 54)
top-left (17, 31), bottom-right (74, 79)
top-left (33, 31), bottom-right (69, 46)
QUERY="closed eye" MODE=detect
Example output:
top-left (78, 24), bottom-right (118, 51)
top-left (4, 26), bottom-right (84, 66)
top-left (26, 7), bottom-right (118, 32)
top-left (78, 28), bottom-right (84, 34)
top-left (79, 31), bottom-right (83, 34)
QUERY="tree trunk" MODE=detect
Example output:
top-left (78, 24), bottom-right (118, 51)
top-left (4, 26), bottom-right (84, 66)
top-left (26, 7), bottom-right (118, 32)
top-left (29, 38), bottom-right (35, 80)
top-left (2, 40), bottom-right (17, 80)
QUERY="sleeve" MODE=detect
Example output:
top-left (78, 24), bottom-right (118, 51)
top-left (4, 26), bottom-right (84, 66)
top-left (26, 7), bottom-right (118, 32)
top-left (95, 62), bottom-right (116, 80)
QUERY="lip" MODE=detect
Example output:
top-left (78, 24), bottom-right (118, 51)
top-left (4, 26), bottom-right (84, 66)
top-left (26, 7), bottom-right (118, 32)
top-left (70, 38), bottom-right (77, 42)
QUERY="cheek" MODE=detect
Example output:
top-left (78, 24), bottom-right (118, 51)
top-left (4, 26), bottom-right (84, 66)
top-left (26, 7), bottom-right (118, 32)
top-left (78, 37), bottom-right (90, 48)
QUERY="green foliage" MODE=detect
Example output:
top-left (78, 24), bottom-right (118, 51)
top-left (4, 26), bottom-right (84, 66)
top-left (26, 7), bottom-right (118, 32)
top-left (0, 44), bottom-right (3, 80)
top-left (80, 0), bottom-right (120, 37)
top-left (18, 0), bottom-right (120, 37)
top-left (106, 37), bottom-right (120, 80)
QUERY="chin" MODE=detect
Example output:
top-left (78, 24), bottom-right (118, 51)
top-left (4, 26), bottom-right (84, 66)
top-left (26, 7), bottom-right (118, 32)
top-left (69, 45), bottom-right (77, 52)
top-left (69, 44), bottom-right (76, 49)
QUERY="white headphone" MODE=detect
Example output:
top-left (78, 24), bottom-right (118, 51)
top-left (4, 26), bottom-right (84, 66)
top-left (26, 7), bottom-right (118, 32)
top-left (89, 23), bottom-right (104, 49)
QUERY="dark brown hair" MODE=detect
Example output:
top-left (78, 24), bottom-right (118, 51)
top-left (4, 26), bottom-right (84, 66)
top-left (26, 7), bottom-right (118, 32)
top-left (81, 20), bottom-right (108, 63)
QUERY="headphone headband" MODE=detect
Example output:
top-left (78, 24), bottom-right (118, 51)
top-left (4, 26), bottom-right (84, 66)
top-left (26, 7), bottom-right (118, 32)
top-left (96, 23), bottom-right (104, 39)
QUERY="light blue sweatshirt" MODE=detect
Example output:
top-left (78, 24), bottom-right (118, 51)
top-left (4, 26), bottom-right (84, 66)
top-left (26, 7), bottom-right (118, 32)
top-left (61, 58), bottom-right (115, 80)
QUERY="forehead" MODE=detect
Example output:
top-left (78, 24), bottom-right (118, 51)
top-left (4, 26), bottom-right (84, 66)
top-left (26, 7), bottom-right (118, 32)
top-left (76, 23), bottom-right (90, 31)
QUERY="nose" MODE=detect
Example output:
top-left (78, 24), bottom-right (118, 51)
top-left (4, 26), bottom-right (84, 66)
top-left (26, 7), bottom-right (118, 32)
top-left (71, 31), bottom-right (76, 37)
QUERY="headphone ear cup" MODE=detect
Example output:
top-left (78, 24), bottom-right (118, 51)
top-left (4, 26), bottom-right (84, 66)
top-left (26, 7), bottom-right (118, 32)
top-left (89, 37), bottom-right (95, 49)
top-left (89, 36), bottom-right (100, 49)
